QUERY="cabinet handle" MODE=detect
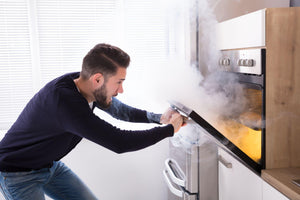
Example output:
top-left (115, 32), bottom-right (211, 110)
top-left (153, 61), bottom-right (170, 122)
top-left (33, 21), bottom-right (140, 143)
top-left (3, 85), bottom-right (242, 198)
top-left (218, 155), bottom-right (232, 168)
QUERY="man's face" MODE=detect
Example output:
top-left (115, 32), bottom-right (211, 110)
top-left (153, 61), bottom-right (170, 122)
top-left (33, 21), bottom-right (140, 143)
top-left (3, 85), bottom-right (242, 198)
top-left (93, 67), bottom-right (126, 108)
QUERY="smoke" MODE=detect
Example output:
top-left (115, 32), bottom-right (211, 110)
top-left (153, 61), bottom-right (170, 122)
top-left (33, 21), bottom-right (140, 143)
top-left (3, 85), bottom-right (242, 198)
top-left (118, 0), bottom-right (252, 153)
top-left (154, 0), bottom-right (248, 152)
top-left (156, 61), bottom-right (246, 120)
top-left (171, 120), bottom-right (219, 154)
top-left (159, 61), bottom-right (247, 153)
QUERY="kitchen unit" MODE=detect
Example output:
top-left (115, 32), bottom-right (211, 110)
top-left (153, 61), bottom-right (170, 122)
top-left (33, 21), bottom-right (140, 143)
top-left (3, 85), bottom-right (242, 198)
top-left (216, 7), bottom-right (300, 199)
top-left (163, 6), bottom-right (300, 200)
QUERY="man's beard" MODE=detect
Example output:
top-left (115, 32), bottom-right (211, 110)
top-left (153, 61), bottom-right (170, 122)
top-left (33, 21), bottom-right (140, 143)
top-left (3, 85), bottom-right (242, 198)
top-left (93, 84), bottom-right (112, 109)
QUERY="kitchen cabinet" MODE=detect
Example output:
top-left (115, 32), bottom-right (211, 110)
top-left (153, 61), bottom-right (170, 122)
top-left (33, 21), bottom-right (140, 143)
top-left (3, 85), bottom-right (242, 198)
top-left (216, 9), bottom-right (266, 49)
top-left (264, 8), bottom-right (300, 169)
top-left (218, 147), bottom-right (262, 200)
top-left (262, 180), bottom-right (289, 200)
top-left (218, 147), bottom-right (291, 200)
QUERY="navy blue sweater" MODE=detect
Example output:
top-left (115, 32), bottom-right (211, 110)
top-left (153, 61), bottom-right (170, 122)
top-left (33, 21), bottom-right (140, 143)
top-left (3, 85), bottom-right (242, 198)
top-left (0, 72), bottom-right (174, 172)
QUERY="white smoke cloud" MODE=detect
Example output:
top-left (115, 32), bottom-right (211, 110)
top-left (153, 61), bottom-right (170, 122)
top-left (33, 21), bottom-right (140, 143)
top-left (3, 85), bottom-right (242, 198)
top-left (153, 0), bottom-right (246, 120)
top-left (154, 0), bottom-right (248, 151)
top-left (118, 0), bottom-right (252, 152)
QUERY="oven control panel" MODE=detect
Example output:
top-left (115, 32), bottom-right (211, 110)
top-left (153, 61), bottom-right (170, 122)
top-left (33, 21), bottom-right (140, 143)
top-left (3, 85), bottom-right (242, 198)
top-left (218, 49), bottom-right (265, 75)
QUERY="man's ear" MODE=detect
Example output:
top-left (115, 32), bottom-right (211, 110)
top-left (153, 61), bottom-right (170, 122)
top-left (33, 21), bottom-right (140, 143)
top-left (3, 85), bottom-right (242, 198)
top-left (91, 73), bottom-right (104, 88)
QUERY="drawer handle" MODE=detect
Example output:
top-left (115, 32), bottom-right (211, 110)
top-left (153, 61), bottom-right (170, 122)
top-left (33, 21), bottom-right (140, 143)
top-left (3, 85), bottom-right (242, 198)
top-left (164, 158), bottom-right (186, 187)
top-left (163, 169), bottom-right (183, 197)
top-left (218, 155), bottom-right (232, 168)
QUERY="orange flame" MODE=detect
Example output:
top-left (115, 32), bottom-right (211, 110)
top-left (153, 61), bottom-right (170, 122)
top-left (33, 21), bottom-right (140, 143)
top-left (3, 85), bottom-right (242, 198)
top-left (216, 120), bottom-right (261, 163)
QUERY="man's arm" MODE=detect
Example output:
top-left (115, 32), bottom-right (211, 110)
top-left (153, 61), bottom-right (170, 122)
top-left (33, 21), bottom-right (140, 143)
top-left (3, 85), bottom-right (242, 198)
top-left (58, 93), bottom-right (175, 153)
top-left (98, 97), bottom-right (161, 124)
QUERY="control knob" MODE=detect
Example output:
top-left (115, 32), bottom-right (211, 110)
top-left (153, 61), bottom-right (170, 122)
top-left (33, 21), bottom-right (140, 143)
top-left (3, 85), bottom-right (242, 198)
top-left (219, 58), bottom-right (230, 66)
top-left (237, 59), bottom-right (254, 67)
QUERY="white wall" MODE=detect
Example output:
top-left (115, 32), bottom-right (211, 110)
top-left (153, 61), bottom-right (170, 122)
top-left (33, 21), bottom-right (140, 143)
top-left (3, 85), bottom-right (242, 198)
top-left (58, 138), bottom-right (169, 200)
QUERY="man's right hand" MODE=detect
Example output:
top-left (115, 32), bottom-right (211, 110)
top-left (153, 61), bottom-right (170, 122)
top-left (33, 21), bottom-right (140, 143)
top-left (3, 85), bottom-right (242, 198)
top-left (169, 112), bottom-right (184, 133)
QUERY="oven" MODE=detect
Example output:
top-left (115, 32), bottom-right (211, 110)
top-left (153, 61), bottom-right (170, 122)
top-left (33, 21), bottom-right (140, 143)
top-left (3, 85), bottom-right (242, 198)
top-left (216, 48), bottom-right (266, 173)
top-left (174, 48), bottom-right (265, 173)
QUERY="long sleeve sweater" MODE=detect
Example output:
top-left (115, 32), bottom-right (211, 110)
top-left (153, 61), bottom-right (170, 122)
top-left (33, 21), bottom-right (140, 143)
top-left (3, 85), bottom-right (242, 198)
top-left (0, 72), bottom-right (174, 172)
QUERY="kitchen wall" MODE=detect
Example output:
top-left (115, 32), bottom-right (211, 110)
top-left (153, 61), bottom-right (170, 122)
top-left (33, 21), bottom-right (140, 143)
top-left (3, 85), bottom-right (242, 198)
top-left (60, 139), bottom-right (169, 200)
top-left (291, 0), bottom-right (300, 6)
top-left (209, 0), bottom-right (290, 22)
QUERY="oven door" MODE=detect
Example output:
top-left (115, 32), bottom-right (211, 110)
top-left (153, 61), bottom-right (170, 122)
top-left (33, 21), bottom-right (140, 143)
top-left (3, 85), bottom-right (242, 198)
top-left (169, 100), bottom-right (263, 174)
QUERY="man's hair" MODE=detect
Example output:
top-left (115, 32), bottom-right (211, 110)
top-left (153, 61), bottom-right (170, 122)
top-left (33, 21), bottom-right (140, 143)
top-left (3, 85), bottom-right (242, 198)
top-left (81, 43), bottom-right (130, 80)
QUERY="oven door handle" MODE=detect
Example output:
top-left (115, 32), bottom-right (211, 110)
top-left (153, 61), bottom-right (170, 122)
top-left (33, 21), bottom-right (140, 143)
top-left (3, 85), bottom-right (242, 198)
top-left (163, 169), bottom-right (183, 197)
top-left (164, 158), bottom-right (186, 187)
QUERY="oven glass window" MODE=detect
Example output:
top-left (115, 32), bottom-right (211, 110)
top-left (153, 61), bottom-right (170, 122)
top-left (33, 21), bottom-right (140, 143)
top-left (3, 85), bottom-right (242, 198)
top-left (215, 88), bottom-right (262, 164)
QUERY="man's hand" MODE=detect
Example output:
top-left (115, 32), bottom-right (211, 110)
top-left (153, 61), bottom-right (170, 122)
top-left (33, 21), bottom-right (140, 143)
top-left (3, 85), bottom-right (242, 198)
top-left (160, 107), bottom-right (187, 133)
top-left (160, 107), bottom-right (178, 124)
top-left (169, 112), bottom-right (184, 133)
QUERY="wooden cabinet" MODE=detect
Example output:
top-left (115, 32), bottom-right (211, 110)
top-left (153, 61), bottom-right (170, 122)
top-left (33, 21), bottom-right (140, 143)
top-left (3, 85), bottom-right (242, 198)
top-left (264, 8), bottom-right (300, 169)
top-left (218, 148), bottom-right (262, 200)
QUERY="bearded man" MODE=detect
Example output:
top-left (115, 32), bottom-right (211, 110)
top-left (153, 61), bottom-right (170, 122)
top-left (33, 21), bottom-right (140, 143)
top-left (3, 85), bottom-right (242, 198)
top-left (0, 43), bottom-right (184, 200)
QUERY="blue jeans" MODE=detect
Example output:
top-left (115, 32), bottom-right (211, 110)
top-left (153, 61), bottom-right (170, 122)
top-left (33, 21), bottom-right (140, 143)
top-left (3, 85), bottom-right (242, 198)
top-left (0, 161), bottom-right (97, 200)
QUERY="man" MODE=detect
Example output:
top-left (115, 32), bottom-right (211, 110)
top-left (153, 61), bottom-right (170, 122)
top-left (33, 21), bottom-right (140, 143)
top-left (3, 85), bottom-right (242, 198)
top-left (0, 43), bottom-right (184, 200)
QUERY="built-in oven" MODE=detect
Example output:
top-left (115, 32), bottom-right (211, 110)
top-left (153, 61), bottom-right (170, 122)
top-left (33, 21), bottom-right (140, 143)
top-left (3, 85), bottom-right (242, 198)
top-left (215, 48), bottom-right (266, 173)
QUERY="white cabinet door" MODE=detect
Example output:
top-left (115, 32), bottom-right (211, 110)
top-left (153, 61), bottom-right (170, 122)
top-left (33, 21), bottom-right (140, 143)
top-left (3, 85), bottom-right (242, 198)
top-left (262, 181), bottom-right (289, 200)
top-left (216, 9), bottom-right (265, 50)
top-left (218, 148), bottom-right (262, 200)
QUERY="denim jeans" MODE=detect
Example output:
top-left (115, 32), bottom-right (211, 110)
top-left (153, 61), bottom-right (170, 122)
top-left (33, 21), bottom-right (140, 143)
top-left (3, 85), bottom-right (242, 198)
top-left (0, 161), bottom-right (97, 200)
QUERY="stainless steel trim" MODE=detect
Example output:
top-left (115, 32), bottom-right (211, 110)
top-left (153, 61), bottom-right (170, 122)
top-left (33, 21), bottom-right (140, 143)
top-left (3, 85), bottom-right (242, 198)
top-left (164, 158), bottom-right (186, 187)
top-left (163, 169), bottom-right (183, 197)
top-left (218, 155), bottom-right (232, 168)
top-left (168, 100), bottom-right (192, 117)
top-left (218, 49), bottom-right (263, 75)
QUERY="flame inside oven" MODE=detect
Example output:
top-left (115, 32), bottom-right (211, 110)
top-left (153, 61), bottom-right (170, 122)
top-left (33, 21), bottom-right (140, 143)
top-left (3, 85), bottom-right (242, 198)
top-left (216, 115), bottom-right (262, 163)
top-left (214, 87), bottom-right (263, 163)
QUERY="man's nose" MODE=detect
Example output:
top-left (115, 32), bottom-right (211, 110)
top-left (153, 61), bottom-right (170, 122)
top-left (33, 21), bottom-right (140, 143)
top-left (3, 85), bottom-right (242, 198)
top-left (118, 84), bottom-right (124, 94)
